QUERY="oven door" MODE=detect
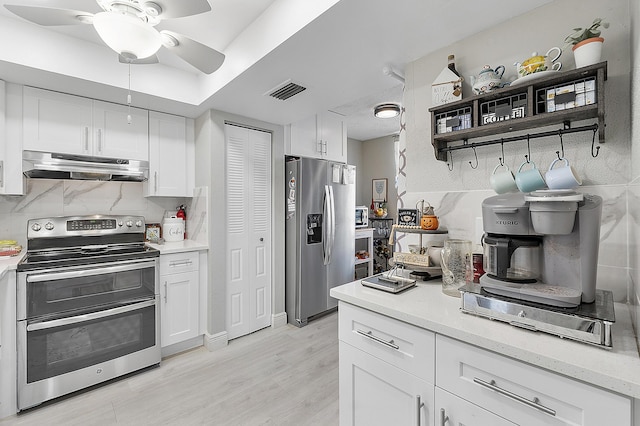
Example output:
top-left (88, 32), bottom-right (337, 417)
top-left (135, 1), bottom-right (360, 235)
top-left (17, 259), bottom-right (157, 321)
top-left (17, 297), bottom-right (160, 410)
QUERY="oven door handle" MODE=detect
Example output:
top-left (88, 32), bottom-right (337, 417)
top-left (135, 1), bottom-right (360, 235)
top-left (26, 299), bottom-right (156, 331)
top-left (26, 260), bottom-right (156, 283)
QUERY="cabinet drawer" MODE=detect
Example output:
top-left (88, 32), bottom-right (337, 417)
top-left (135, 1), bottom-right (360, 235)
top-left (436, 335), bottom-right (631, 426)
top-left (160, 251), bottom-right (199, 275)
top-left (338, 302), bottom-right (435, 384)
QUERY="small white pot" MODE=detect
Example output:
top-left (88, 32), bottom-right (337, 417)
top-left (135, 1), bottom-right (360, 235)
top-left (572, 37), bottom-right (604, 68)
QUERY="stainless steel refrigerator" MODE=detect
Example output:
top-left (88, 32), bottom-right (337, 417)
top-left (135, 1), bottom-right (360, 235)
top-left (285, 157), bottom-right (356, 327)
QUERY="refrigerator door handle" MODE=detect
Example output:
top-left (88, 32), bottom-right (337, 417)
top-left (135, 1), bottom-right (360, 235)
top-left (327, 185), bottom-right (336, 265)
top-left (322, 184), bottom-right (331, 265)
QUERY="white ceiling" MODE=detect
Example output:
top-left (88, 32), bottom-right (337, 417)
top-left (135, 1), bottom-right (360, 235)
top-left (0, 0), bottom-right (554, 141)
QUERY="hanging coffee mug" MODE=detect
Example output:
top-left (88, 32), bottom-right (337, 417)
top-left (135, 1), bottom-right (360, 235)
top-left (490, 163), bottom-right (518, 194)
top-left (515, 160), bottom-right (547, 193)
top-left (545, 157), bottom-right (582, 189)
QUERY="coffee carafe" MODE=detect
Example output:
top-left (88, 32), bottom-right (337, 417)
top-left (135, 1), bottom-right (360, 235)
top-left (479, 191), bottom-right (602, 308)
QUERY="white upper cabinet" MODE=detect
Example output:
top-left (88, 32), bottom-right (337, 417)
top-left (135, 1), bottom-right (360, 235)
top-left (23, 87), bottom-right (148, 161)
top-left (145, 111), bottom-right (194, 197)
top-left (286, 111), bottom-right (347, 163)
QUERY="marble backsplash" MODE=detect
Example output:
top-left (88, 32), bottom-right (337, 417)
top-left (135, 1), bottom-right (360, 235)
top-left (0, 179), bottom-right (196, 244)
top-left (399, 184), bottom-right (633, 303)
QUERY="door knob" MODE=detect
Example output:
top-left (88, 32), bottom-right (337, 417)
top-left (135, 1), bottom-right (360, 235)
top-left (260, 238), bottom-right (264, 242)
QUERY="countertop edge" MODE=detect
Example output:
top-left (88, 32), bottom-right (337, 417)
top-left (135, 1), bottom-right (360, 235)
top-left (331, 280), bottom-right (640, 400)
top-left (146, 240), bottom-right (208, 254)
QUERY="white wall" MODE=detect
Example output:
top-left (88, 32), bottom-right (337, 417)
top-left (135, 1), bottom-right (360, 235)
top-left (402, 0), bottom-right (633, 306)
top-left (360, 135), bottom-right (398, 219)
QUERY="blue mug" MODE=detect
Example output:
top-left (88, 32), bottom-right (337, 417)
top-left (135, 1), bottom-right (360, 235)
top-left (515, 160), bottom-right (546, 193)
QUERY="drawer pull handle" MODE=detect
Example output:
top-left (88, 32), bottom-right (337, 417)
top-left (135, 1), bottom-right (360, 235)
top-left (356, 329), bottom-right (399, 350)
top-left (473, 377), bottom-right (556, 416)
top-left (415, 395), bottom-right (424, 426)
top-left (439, 408), bottom-right (449, 426)
top-left (169, 260), bottom-right (193, 267)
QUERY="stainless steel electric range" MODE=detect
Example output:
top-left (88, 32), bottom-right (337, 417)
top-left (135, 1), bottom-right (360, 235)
top-left (16, 215), bottom-right (160, 410)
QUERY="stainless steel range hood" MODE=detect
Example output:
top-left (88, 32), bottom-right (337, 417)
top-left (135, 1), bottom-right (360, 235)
top-left (23, 150), bottom-right (148, 182)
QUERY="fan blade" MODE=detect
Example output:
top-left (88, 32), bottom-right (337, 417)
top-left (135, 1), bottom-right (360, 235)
top-left (119, 54), bottom-right (159, 65)
top-left (4, 5), bottom-right (93, 26)
top-left (155, 0), bottom-right (211, 19)
top-left (160, 31), bottom-right (225, 74)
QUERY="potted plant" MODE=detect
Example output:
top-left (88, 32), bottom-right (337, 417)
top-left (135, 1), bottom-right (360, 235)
top-left (564, 18), bottom-right (609, 68)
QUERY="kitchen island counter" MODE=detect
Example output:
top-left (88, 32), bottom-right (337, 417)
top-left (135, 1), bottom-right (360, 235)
top-left (331, 279), bottom-right (640, 399)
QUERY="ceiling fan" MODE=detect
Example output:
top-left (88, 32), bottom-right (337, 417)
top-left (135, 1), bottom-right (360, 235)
top-left (4, 0), bottom-right (225, 74)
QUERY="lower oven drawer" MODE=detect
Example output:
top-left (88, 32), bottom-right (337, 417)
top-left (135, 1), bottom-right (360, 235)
top-left (17, 296), bottom-right (160, 410)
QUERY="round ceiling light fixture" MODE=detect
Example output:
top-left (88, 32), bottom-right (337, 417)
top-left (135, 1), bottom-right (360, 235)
top-left (374, 103), bottom-right (401, 118)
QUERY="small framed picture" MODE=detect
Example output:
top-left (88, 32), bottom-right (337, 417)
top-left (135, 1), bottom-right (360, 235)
top-left (372, 178), bottom-right (387, 202)
top-left (145, 223), bottom-right (162, 242)
top-left (398, 209), bottom-right (418, 226)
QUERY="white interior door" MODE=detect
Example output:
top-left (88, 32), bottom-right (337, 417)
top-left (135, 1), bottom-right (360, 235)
top-left (226, 124), bottom-right (272, 340)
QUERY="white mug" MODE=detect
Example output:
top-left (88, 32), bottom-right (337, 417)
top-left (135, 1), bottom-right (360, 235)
top-left (545, 158), bottom-right (582, 189)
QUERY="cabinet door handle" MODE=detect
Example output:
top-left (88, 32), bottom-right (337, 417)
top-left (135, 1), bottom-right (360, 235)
top-left (415, 395), bottom-right (424, 426)
top-left (473, 377), bottom-right (556, 416)
top-left (0, 160), bottom-right (4, 188)
top-left (84, 127), bottom-right (89, 152)
top-left (323, 140), bottom-right (328, 154)
top-left (439, 408), bottom-right (449, 426)
top-left (317, 139), bottom-right (323, 154)
top-left (97, 128), bottom-right (102, 153)
top-left (356, 329), bottom-right (399, 350)
top-left (164, 281), bottom-right (167, 303)
top-left (154, 171), bottom-right (158, 193)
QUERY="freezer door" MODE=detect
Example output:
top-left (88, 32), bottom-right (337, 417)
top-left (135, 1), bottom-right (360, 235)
top-left (326, 162), bottom-right (355, 308)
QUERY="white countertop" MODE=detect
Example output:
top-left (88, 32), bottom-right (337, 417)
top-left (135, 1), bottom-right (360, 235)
top-left (0, 251), bottom-right (25, 280)
top-left (331, 279), bottom-right (640, 399)
top-left (146, 240), bottom-right (208, 254)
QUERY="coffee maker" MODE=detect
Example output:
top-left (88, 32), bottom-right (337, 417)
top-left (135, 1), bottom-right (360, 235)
top-left (479, 190), bottom-right (602, 308)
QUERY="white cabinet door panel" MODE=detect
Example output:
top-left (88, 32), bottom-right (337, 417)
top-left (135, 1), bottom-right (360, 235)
top-left (23, 86), bottom-right (93, 155)
top-left (435, 387), bottom-right (516, 426)
top-left (340, 342), bottom-right (433, 426)
top-left (93, 100), bottom-right (148, 160)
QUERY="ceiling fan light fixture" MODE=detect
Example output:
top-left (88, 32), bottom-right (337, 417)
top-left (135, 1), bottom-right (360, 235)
top-left (93, 11), bottom-right (162, 60)
top-left (374, 103), bottom-right (401, 118)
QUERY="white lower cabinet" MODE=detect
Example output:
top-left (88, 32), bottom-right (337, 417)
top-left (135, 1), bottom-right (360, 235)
top-left (159, 252), bottom-right (199, 348)
top-left (338, 302), bottom-right (435, 426)
top-left (338, 302), bottom-right (633, 426)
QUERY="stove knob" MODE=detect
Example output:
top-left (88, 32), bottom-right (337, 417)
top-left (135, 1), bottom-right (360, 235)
top-left (31, 223), bottom-right (41, 232)
top-left (126, 220), bottom-right (133, 227)
top-left (135, 220), bottom-right (143, 228)
top-left (45, 222), bottom-right (54, 231)
top-left (118, 221), bottom-right (124, 227)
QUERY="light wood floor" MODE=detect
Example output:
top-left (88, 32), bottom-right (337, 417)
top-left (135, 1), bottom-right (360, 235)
top-left (1, 313), bottom-right (339, 426)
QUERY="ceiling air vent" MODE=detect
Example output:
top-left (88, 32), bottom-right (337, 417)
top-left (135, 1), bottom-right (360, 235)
top-left (265, 80), bottom-right (307, 101)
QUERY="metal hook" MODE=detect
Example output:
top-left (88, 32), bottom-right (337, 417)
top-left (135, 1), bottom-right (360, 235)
top-left (556, 130), bottom-right (565, 160)
top-left (447, 150), bottom-right (454, 171)
top-left (469, 146), bottom-right (478, 169)
top-left (499, 140), bottom-right (505, 166)
top-left (591, 127), bottom-right (600, 157)
top-left (525, 134), bottom-right (531, 163)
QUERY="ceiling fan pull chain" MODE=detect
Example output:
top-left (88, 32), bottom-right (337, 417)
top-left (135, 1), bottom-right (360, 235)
top-left (127, 62), bottom-right (132, 125)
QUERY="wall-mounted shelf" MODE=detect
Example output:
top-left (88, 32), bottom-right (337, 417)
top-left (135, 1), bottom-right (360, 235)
top-left (429, 62), bottom-right (607, 162)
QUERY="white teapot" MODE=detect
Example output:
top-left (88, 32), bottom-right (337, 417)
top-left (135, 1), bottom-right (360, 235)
top-left (470, 65), bottom-right (507, 95)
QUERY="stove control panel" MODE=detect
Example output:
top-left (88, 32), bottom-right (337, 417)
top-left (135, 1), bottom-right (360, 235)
top-left (67, 219), bottom-right (117, 231)
top-left (27, 215), bottom-right (146, 238)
